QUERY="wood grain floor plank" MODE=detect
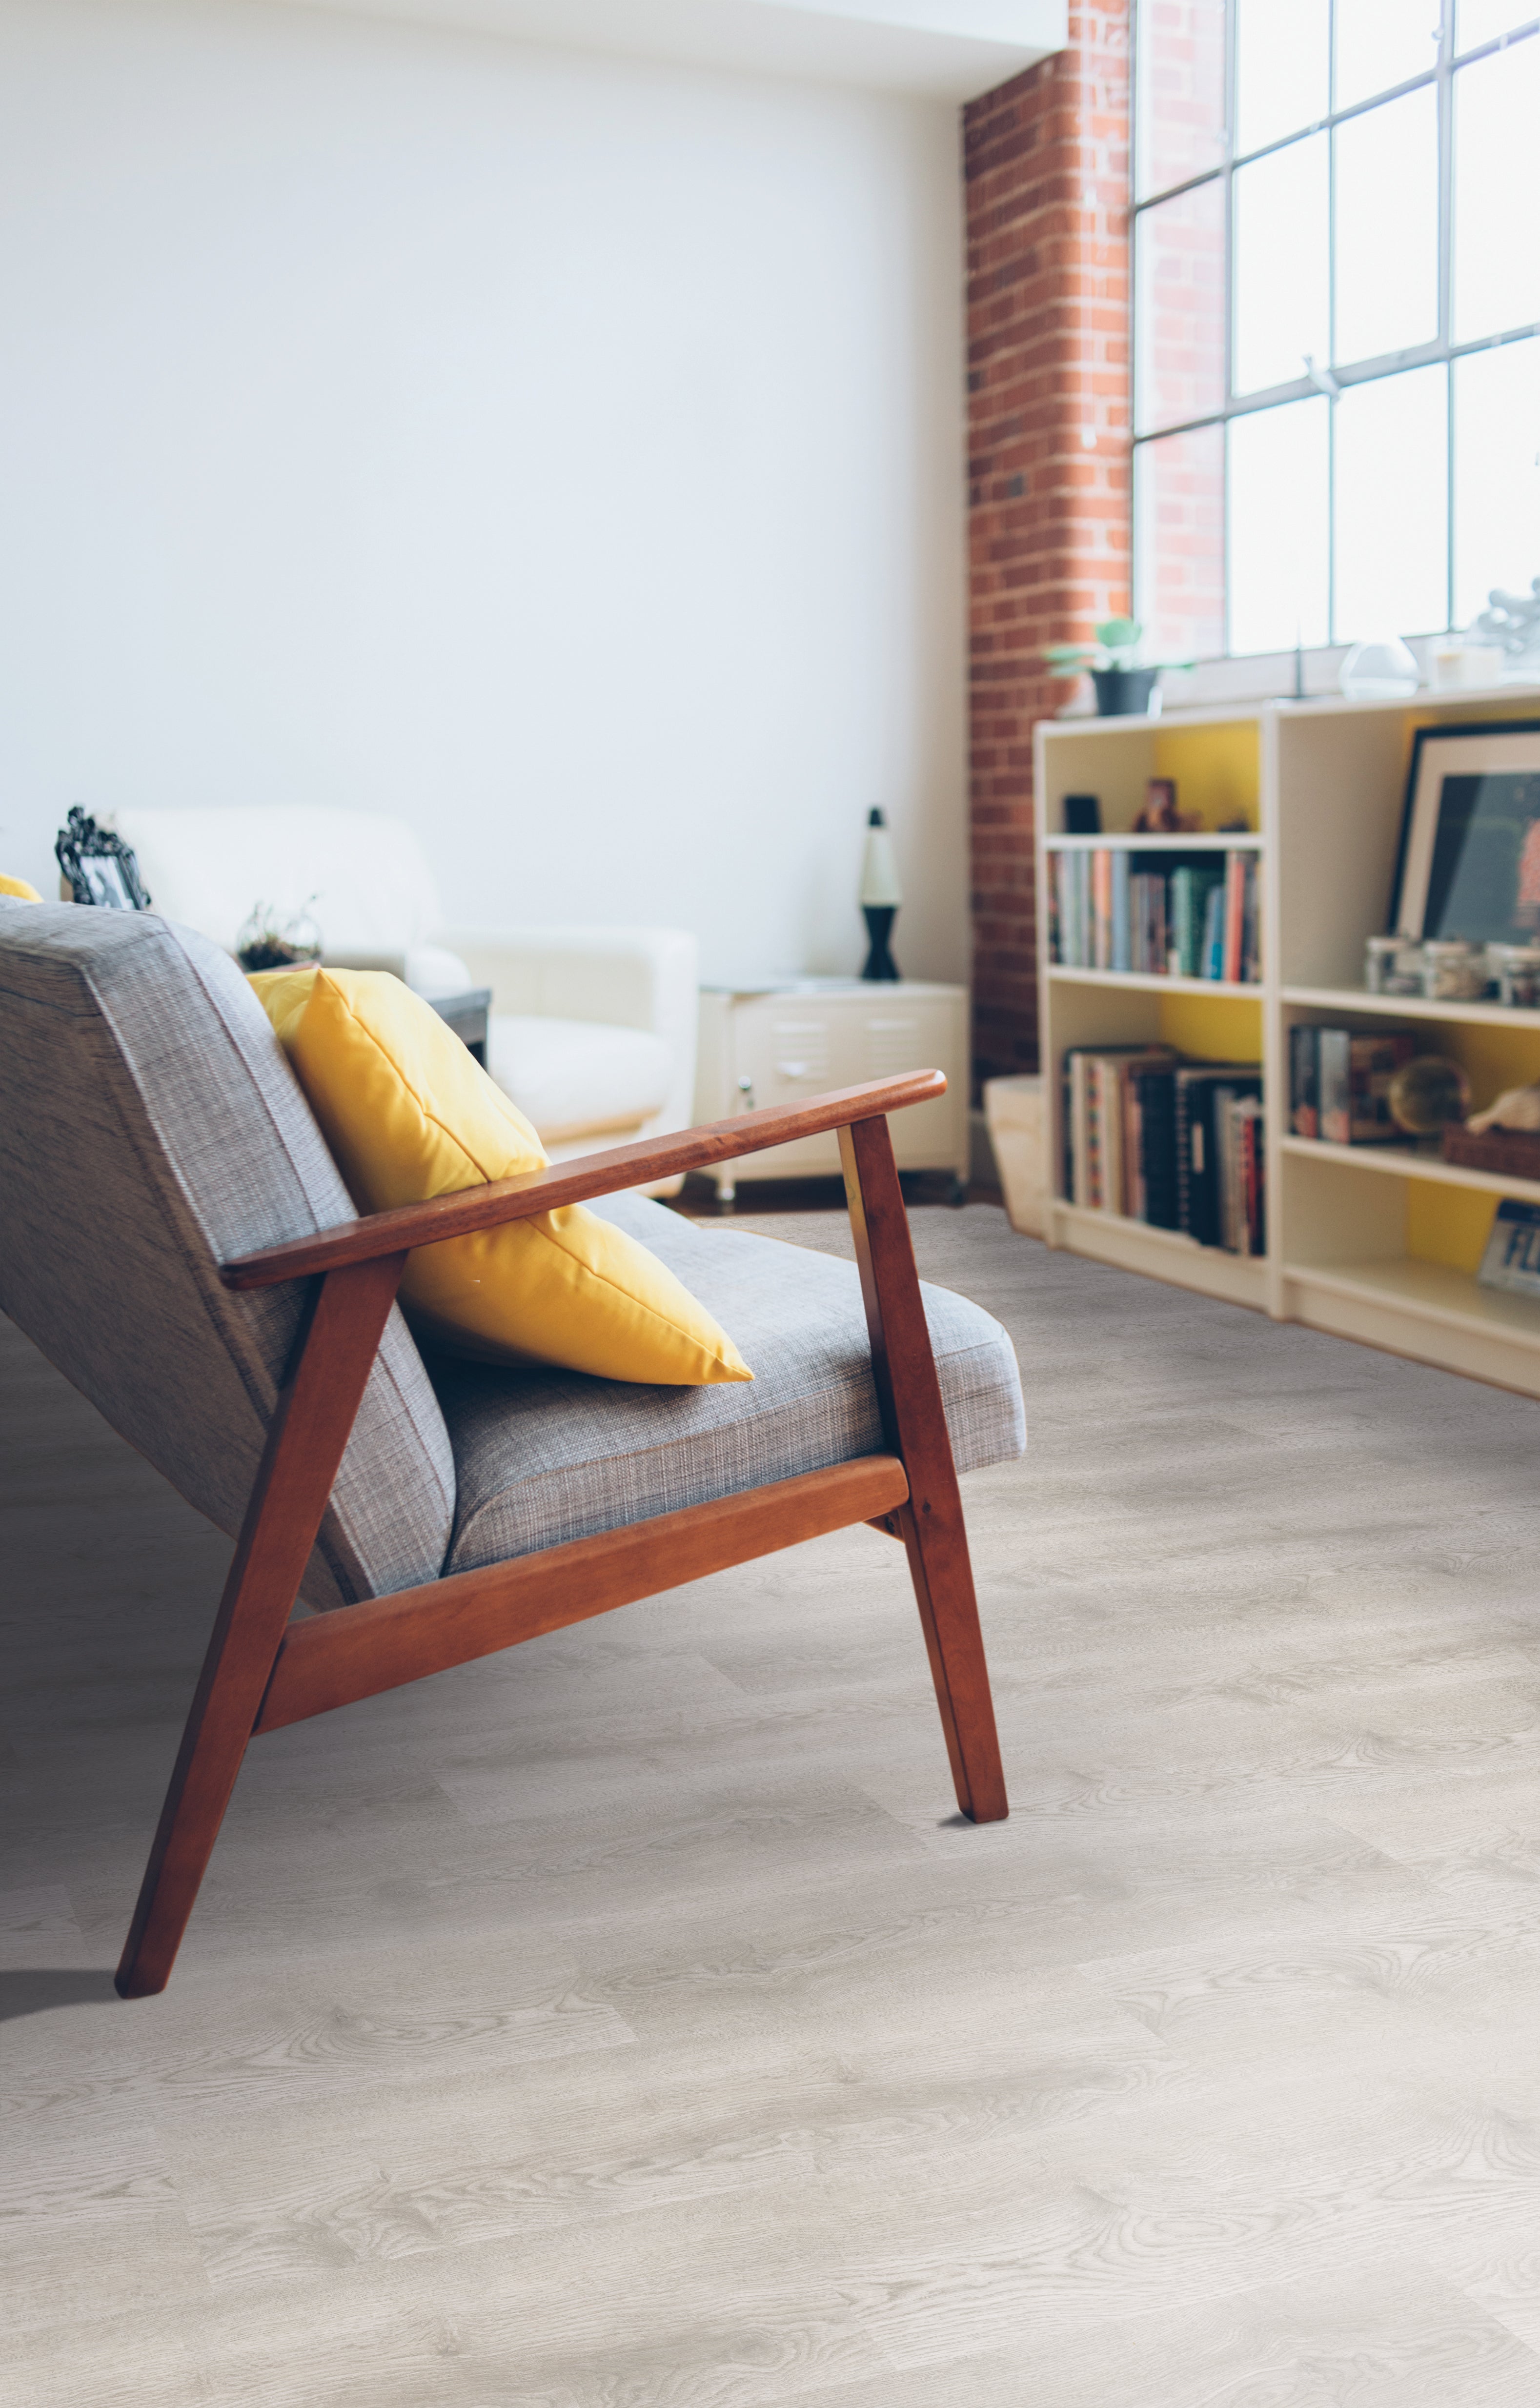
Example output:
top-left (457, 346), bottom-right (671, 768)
top-left (165, 2185), bottom-right (895, 2408)
top-left (821, 2262), bottom-right (1540, 2408)
top-left (150, 1975), bottom-right (1185, 2299)
top-left (0, 1931), bottom-right (635, 2123)
top-left (0, 2316), bottom-right (213, 2408)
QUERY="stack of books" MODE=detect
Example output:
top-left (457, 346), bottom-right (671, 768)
top-left (1289, 1029), bottom-right (1415, 1144)
top-left (1049, 848), bottom-right (1259, 983)
top-left (1063, 1046), bottom-right (1265, 1255)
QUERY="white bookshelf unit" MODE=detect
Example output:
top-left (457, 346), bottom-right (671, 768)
top-left (1034, 685), bottom-right (1540, 1398)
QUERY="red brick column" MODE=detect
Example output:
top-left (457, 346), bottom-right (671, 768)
top-left (965, 6), bottom-right (1132, 1088)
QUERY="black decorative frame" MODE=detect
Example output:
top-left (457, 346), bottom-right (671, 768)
top-left (55, 807), bottom-right (152, 911)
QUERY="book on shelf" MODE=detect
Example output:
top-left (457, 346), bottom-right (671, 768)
top-left (1166, 865), bottom-right (1206, 979)
top-left (1289, 1024), bottom-right (1319, 1138)
top-left (1176, 1063), bottom-right (1264, 1251)
top-left (1221, 849), bottom-right (1248, 984)
top-left (1478, 1200), bottom-right (1540, 1299)
top-left (1129, 870), bottom-right (1167, 975)
top-left (1092, 848), bottom-right (1114, 970)
top-left (1290, 1028), bottom-right (1416, 1144)
top-left (1051, 848), bottom-right (1258, 984)
top-left (1200, 883), bottom-right (1225, 981)
top-left (1050, 851), bottom-right (1091, 968)
top-left (1215, 1089), bottom-right (1264, 1256)
top-left (1061, 1047), bottom-right (1264, 1255)
top-left (1063, 1044), bottom-right (1175, 1212)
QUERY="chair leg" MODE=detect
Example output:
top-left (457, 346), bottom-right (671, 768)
top-left (840, 1115), bottom-right (1008, 1824)
top-left (115, 1254), bottom-right (406, 1998)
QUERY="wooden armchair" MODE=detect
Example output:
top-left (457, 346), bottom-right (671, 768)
top-left (117, 1077), bottom-right (1008, 1997)
top-left (0, 904), bottom-right (1018, 2002)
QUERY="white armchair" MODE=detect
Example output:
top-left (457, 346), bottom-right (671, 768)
top-left (111, 809), bottom-right (698, 1181)
top-left (448, 925), bottom-right (696, 1152)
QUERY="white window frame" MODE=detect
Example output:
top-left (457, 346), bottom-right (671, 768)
top-left (1132, 0), bottom-right (1540, 702)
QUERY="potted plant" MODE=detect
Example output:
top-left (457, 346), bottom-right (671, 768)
top-left (1043, 618), bottom-right (1191, 717)
top-left (235, 898), bottom-right (323, 972)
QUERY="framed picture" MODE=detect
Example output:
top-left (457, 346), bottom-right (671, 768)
top-left (1390, 721), bottom-right (1540, 943)
top-left (55, 807), bottom-right (152, 911)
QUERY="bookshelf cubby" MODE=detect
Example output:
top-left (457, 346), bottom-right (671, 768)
top-left (1034, 684), bottom-right (1540, 1398)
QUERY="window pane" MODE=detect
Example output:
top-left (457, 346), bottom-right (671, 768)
top-left (1135, 424), bottom-right (1227, 661)
top-left (1458, 0), bottom-right (1540, 52)
top-left (1135, 0), bottom-right (1227, 201)
top-left (1454, 40), bottom-right (1540, 342)
top-left (1135, 181), bottom-right (1227, 433)
top-left (1335, 86), bottom-right (1439, 366)
top-left (1454, 338), bottom-right (1540, 624)
top-left (1336, 0), bottom-right (1440, 108)
top-left (1233, 136), bottom-right (1329, 396)
top-left (1334, 365), bottom-right (1449, 640)
top-left (1235, 0), bottom-right (1328, 156)
top-left (1228, 399), bottom-right (1330, 653)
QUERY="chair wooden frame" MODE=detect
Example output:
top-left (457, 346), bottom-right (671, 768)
top-left (115, 1072), bottom-right (1007, 1999)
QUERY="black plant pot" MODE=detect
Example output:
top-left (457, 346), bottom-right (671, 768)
top-left (1091, 666), bottom-right (1160, 717)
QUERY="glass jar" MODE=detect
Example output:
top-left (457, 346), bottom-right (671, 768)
top-left (1421, 939), bottom-right (1486, 1001)
top-left (1493, 943), bottom-right (1540, 1011)
top-left (1365, 935), bottom-right (1423, 996)
top-left (1430, 636), bottom-right (1506, 690)
top-left (1340, 636), bottom-right (1419, 701)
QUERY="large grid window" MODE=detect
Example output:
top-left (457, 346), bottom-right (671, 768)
top-left (1133, 1), bottom-right (1540, 664)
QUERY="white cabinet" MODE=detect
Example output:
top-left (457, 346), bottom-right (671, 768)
top-left (696, 981), bottom-right (970, 1203)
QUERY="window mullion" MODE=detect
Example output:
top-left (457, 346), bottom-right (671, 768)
top-left (1326, 0), bottom-right (1337, 641)
top-left (1438, 0), bottom-right (1454, 350)
top-left (1223, 0), bottom-right (1237, 657)
top-left (1440, 0), bottom-right (1455, 633)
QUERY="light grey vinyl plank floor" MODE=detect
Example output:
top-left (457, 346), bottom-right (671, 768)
top-left (4, 1204), bottom-right (1540, 2404)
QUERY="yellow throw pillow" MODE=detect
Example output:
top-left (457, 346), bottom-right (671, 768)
top-left (0, 873), bottom-right (41, 901)
top-left (249, 965), bottom-right (750, 1387)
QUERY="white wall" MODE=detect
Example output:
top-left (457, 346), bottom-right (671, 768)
top-left (0, 0), bottom-right (970, 985)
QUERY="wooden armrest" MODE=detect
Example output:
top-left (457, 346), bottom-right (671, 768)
top-left (221, 1069), bottom-right (947, 1290)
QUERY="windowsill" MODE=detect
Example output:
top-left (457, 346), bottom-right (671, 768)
top-left (1068, 636), bottom-right (1530, 716)
top-left (1156, 644), bottom-right (1355, 710)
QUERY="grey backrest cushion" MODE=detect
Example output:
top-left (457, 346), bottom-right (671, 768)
top-left (0, 904), bottom-right (455, 1607)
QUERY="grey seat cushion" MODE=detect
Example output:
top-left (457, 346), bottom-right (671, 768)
top-left (429, 1194), bottom-right (1025, 1574)
top-left (0, 903), bottom-right (455, 1608)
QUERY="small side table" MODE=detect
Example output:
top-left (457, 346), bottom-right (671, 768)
top-left (429, 988), bottom-right (491, 1067)
top-left (696, 978), bottom-right (970, 1206)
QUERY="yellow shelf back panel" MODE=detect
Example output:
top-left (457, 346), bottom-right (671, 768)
top-left (1407, 1180), bottom-right (1498, 1274)
top-left (1405, 1023), bottom-right (1540, 1271)
top-left (1435, 1022), bottom-right (1540, 1113)
top-left (1151, 723), bottom-right (1260, 833)
top-left (1158, 992), bottom-right (1263, 1061)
